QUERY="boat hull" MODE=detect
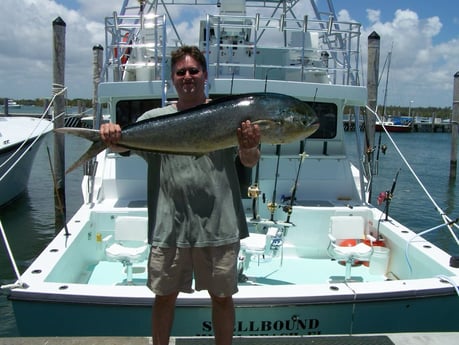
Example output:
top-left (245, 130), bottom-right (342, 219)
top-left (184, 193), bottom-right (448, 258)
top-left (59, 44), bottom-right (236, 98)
top-left (375, 124), bottom-right (412, 133)
top-left (0, 117), bottom-right (52, 206)
top-left (0, 139), bottom-right (43, 205)
top-left (10, 290), bottom-right (459, 336)
top-left (6, 0), bottom-right (459, 339)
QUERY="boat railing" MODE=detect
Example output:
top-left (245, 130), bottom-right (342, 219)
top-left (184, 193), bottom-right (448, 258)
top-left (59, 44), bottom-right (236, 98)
top-left (103, 12), bottom-right (167, 81)
top-left (102, 2), bottom-right (361, 87)
top-left (203, 12), bottom-right (361, 85)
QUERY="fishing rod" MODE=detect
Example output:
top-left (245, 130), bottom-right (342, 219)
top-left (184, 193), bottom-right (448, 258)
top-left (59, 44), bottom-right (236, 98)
top-left (263, 70), bottom-right (281, 222)
top-left (248, 141), bottom-right (261, 220)
top-left (229, 72), bottom-right (262, 221)
top-left (269, 144), bottom-right (281, 221)
top-left (283, 88), bottom-right (317, 222)
top-left (284, 149), bottom-right (308, 224)
top-left (382, 168), bottom-right (401, 222)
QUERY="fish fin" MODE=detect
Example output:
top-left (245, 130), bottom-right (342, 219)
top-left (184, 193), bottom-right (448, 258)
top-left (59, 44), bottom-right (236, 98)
top-left (251, 119), bottom-right (279, 131)
top-left (65, 141), bottom-right (106, 174)
top-left (54, 127), bottom-right (107, 174)
top-left (55, 127), bottom-right (101, 141)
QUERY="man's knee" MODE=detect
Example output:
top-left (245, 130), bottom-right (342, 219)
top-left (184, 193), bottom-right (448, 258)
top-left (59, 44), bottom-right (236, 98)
top-left (155, 292), bottom-right (179, 306)
top-left (210, 294), bottom-right (233, 307)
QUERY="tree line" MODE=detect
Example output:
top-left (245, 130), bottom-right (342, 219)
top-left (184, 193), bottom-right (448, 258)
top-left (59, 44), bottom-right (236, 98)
top-left (10, 98), bottom-right (453, 119)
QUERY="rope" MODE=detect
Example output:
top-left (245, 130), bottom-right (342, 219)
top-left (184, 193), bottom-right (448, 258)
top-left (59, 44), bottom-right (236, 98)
top-left (0, 87), bottom-right (67, 183)
top-left (0, 219), bottom-right (25, 289)
top-left (436, 275), bottom-right (459, 297)
top-left (365, 105), bottom-right (459, 245)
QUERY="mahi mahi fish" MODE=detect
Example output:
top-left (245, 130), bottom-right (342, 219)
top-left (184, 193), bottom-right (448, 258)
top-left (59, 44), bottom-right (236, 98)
top-left (57, 92), bottom-right (319, 173)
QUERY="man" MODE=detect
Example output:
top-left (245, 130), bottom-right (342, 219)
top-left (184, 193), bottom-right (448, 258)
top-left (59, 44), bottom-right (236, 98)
top-left (100, 45), bottom-right (260, 345)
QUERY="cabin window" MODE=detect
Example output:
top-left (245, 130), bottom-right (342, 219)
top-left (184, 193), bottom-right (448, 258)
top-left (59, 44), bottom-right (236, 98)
top-left (115, 99), bottom-right (163, 128)
top-left (309, 102), bottom-right (337, 139)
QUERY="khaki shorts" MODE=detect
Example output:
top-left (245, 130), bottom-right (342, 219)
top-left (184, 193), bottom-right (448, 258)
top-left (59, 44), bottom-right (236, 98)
top-left (147, 242), bottom-right (240, 297)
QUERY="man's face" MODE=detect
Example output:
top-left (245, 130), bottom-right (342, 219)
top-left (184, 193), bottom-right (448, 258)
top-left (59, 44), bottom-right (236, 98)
top-left (171, 55), bottom-right (207, 98)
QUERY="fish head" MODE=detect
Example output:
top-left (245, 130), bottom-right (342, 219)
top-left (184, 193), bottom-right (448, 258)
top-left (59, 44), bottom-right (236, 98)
top-left (255, 97), bottom-right (320, 144)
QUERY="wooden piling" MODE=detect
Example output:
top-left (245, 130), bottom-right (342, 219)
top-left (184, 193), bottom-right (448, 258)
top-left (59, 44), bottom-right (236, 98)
top-left (92, 44), bottom-right (104, 129)
top-left (3, 98), bottom-right (8, 116)
top-left (450, 72), bottom-right (459, 179)
top-left (52, 17), bottom-right (67, 232)
top-left (365, 31), bottom-right (380, 202)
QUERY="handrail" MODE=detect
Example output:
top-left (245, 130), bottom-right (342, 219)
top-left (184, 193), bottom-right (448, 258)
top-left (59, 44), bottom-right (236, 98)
top-left (204, 12), bottom-right (360, 83)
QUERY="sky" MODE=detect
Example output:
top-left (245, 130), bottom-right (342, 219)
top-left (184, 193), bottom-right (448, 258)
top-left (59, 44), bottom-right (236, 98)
top-left (0, 0), bottom-right (458, 108)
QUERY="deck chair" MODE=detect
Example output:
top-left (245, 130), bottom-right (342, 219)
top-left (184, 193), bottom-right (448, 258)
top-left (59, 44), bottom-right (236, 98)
top-left (239, 226), bottom-right (283, 273)
top-left (327, 215), bottom-right (375, 282)
top-left (105, 216), bottom-right (149, 284)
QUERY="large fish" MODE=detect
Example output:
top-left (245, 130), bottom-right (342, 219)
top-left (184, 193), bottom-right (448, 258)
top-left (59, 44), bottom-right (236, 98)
top-left (57, 93), bottom-right (319, 173)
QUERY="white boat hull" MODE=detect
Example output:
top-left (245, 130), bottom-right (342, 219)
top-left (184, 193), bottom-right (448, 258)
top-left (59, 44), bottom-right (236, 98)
top-left (0, 117), bottom-right (52, 206)
top-left (8, 200), bottom-right (459, 336)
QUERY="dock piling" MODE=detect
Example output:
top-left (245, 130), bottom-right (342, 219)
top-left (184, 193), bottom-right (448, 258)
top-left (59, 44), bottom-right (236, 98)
top-left (450, 72), bottom-right (459, 179)
top-left (52, 17), bottom-right (67, 232)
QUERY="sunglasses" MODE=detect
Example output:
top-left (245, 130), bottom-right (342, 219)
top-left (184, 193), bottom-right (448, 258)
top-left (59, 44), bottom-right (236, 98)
top-left (175, 67), bottom-right (201, 76)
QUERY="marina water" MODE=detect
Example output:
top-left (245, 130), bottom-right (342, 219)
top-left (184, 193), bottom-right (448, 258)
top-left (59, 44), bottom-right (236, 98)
top-left (1, 127), bottom-right (459, 336)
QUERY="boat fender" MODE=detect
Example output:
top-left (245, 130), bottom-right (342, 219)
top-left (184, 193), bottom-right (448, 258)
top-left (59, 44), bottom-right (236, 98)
top-left (449, 255), bottom-right (459, 268)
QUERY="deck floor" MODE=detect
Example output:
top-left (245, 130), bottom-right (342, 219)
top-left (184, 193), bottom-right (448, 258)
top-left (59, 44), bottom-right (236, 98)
top-left (86, 254), bottom-right (388, 286)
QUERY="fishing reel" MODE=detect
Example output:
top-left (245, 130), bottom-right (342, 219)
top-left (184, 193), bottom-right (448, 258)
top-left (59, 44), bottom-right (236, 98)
top-left (247, 183), bottom-right (261, 199)
top-left (267, 202), bottom-right (277, 215)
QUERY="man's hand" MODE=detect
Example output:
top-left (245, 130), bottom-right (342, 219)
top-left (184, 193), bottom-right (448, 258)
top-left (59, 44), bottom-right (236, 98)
top-left (237, 120), bottom-right (261, 167)
top-left (100, 123), bottom-right (122, 146)
top-left (100, 123), bottom-right (128, 153)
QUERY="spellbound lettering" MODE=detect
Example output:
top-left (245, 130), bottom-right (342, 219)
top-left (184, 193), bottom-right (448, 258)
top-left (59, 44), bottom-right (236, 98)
top-left (201, 316), bottom-right (320, 335)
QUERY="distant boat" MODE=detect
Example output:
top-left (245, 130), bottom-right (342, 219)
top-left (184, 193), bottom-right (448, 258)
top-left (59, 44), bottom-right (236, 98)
top-left (0, 116), bottom-right (53, 206)
top-left (376, 48), bottom-right (412, 134)
top-left (2, 99), bottom-right (21, 109)
top-left (375, 119), bottom-right (412, 133)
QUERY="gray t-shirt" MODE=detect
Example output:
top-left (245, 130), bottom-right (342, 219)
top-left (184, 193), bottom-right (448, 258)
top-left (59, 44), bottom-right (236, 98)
top-left (137, 105), bottom-right (249, 248)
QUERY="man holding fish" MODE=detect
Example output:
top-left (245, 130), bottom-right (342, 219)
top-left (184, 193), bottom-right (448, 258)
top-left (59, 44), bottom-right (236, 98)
top-left (100, 46), bottom-right (261, 345)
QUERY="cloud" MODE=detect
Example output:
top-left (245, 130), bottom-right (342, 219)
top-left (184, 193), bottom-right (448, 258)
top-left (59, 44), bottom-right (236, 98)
top-left (0, 0), bottom-right (115, 100)
top-left (1, 1), bottom-right (457, 107)
top-left (358, 8), bottom-right (455, 107)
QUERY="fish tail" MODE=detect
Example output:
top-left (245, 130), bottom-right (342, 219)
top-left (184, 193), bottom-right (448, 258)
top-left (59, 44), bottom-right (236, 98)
top-left (66, 141), bottom-right (106, 174)
top-left (55, 128), bottom-right (107, 174)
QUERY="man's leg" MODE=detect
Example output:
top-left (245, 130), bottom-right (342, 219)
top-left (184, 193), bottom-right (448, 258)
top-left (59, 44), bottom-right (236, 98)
top-left (210, 294), bottom-right (235, 345)
top-left (152, 292), bottom-right (179, 345)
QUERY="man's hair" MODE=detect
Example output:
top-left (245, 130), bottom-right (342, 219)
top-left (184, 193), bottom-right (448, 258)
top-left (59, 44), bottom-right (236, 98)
top-left (171, 45), bottom-right (207, 73)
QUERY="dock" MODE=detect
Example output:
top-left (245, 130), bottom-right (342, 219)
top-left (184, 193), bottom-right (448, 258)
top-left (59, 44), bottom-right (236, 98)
top-left (1, 333), bottom-right (458, 345)
top-left (2, 112), bottom-right (89, 128)
top-left (342, 119), bottom-right (452, 132)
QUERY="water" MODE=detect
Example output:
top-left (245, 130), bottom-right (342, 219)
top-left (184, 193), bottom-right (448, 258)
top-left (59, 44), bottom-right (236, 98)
top-left (0, 129), bottom-right (458, 337)
top-left (0, 134), bottom-right (89, 337)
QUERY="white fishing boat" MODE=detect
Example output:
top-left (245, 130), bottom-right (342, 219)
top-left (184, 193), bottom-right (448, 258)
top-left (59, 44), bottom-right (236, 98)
top-left (0, 116), bottom-right (53, 206)
top-left (3, 0), bottom-right (459, 338)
